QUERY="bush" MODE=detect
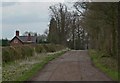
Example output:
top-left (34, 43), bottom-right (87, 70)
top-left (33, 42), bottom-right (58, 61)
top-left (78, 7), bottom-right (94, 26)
top-left (2, 45), bottom-right (34, 63)
top-left (35, 45), bottom-right (46, 53)
top-left (43, 44), bottom-right (56, 52)
top-left (2, 44), bottom-right (65, 63)
top-left (35, 44), bottom-right (65, 53)
top-left (21, 46), bottom-right (34, 58)
top-left (2, 47), bottom-right (15, 62)
top-left (55, 44), bottom-right (65, 51)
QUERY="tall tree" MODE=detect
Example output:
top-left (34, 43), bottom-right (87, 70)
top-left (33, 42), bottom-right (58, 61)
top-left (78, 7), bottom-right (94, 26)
top-left (48, 3), bottom-right (88, 50)
top-left (75, 2), bottom-right (118, 58)
top-left (49, 3), bottom-right (71, 45)
top-left (48, 17), bottom-right (59, 44)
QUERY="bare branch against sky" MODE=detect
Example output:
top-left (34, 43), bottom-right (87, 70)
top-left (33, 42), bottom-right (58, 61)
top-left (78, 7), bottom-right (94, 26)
top-left (1, 0), bottom-right (119, 39)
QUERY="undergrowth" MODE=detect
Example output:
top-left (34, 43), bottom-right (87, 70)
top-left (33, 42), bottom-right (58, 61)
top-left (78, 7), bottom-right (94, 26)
top-left (89, 49), bottom-right (118, 81)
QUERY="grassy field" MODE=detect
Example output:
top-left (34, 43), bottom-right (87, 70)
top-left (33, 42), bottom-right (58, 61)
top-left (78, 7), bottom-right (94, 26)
top-left (89, 50), bottom-right (118, 81)
top-left (2, 48), bottom-right (69, 81)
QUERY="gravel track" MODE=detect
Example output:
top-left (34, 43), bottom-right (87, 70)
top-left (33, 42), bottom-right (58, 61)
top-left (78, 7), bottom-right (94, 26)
top-left (30, 50), bottom-right (112, 81)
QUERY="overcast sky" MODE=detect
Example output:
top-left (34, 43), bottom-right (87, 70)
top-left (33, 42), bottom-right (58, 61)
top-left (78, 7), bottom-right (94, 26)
top-left (1, 2), bottom-right (59, 39)
top-left (1, 0), bottom-right (119, 40)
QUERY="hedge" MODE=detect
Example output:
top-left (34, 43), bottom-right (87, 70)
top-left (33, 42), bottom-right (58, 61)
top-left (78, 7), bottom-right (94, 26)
top-left (2, 44), bottom-right (65, 63)
top-left (35, 44), bottom-right (65, 53)
top-left (2, 45), bottom-right (34, 63)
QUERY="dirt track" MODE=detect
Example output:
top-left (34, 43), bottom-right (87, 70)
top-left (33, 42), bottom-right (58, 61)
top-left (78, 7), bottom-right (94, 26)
top-left (30, 50), bottom-right (112, 81)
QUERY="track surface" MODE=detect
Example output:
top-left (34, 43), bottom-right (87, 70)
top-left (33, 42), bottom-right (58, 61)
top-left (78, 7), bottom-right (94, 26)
top-left (30, 50), bottom-right (111, 81)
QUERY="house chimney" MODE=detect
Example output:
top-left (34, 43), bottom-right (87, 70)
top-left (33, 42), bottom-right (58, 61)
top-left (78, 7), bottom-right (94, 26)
top-left (16, 30), bottom-right (19, 36)
top-left (28, 33), bottom-right (31, 41)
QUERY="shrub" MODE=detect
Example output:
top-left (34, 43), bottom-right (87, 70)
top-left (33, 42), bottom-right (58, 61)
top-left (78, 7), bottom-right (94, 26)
top-left (21, 46), bottom-right (34, 58)
top-left (2, 45), bottom-right (34, 63)
top-left (35, 45), bottom-right (46, 53)
top-left (35, 44), bottom-right (65, 53)
top-left (2, 47), bottom-right (14, 63)
top-left (55, 44), bottom-right (65, 51)
top-left (42, 44), bottom-right (56, 52)
top-left (2, 44), bottom-right (65, 63)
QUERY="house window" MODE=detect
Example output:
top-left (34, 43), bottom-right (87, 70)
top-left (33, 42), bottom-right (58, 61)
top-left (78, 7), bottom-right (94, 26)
top-left (14, 39), bottom-right (18, 43)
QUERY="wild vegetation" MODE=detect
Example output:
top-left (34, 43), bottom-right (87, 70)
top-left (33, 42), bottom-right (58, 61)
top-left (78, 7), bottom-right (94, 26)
top-left (2, 49), bottom-right (68, 81)
top-left (89, 50), bottom-right (118, 81)
top-left (2, 44), bottom-right (65, 63)
top-left (2, 44), bottom-right (67, 81)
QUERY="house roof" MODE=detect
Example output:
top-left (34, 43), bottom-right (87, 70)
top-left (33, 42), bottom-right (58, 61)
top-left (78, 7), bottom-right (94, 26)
top-left (17, 36), bottom-right (37, 43)
top-left (10, 36), bottom-right (37, 43)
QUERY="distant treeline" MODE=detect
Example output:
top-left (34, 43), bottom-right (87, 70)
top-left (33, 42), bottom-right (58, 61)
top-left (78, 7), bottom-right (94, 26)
top-left (48, 3), bottom-right (89, 50)
top-left (0, 39), bottom-right (10, 46)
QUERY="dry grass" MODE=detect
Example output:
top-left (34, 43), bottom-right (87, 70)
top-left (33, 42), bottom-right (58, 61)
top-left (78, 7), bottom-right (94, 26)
top-left (2, 49), bottom-right (68, 81)
top-left (2, 53), bottom-right (46, 81)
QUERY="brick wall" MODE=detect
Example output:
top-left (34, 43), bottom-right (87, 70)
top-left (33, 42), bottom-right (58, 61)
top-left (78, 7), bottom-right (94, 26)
top-left (10, 38), bottom-right (23, 46)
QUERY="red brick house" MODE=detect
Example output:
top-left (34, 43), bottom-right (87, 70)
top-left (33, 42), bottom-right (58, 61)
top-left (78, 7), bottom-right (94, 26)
top-left (10, 31), bottom-right (37, 45)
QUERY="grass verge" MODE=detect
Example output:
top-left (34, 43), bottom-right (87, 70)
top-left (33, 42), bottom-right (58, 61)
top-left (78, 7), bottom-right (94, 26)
top-left (17, 49), bottom-right (68, 81)
top-left (89, 50), bottom-right (118, 81)
top-left (2, 48), bottom-right (69, 81)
